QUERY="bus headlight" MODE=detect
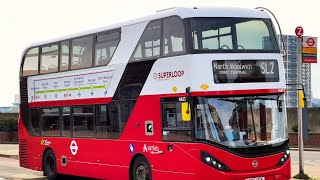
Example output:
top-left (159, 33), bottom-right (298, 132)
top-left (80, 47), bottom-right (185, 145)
top-left (201, 151), bottom-right (231, 171)
top-left (276, 148), bottom-right (290, 166)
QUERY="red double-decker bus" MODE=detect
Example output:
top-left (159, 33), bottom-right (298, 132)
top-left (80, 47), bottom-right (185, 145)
top-left (19, 7), bottom-right (290, 180)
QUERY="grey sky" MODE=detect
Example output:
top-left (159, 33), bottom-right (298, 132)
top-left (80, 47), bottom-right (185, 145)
top-left (0, 0), bottom-right (319, 106)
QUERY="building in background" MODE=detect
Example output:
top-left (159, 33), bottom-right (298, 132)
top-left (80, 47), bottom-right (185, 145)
top-left (279, 35), bottom-right (312, 107)
top-left (0, 107), bottom-right (12, 113)
top-left (11, 94), bottom-right (20, 113)
top-left (264, 35), bottom-right (313, 107)
top-left (0, 94), bottom-right (20, 113)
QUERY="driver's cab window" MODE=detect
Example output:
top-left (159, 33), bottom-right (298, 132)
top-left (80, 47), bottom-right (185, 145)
top-left (40, 45), bottom-right (59, 74)
top-left (161, 98), bottom-right (192, 142)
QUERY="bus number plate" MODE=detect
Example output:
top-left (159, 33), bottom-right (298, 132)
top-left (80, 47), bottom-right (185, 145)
top-left (245, 177), bottom-right (265, 180)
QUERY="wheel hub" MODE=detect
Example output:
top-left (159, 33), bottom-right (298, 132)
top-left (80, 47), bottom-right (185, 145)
top-left (47, 155), bottom-right (55, 174)
top-left (136, 163), bottom-right (150, 180)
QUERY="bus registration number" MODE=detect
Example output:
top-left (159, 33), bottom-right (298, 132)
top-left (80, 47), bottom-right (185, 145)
top-left (245, 177), bottom-right (265, 180)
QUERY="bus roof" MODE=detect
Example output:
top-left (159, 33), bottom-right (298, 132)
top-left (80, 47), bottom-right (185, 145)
top-left (23, 7), bottom-right (270, 52)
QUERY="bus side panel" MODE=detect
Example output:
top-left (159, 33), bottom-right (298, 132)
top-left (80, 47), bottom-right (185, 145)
top-left (152, 170), bottom-right (196, 180)
top-left (120, 95), bottom-right (162, 141)
top-left (70, 139), bottom-right (127, 179)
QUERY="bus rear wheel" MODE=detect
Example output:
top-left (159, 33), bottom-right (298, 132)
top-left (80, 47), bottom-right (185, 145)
top-left (43, 149), bottom-right (58, 180)
top-left (132, 156), bottom-right (152, 180)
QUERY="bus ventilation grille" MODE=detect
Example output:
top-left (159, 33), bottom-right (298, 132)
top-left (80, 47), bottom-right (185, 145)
top-left (20, 78), bottom-right (28, 103)
top-left (19, 139), bottom-right (28, 168)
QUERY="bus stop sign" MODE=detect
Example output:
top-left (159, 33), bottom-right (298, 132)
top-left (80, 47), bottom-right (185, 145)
top-left (295, 26), bottom-right (303, 38)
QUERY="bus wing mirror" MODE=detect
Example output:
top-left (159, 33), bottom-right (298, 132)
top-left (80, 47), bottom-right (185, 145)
top-left (181, 102), bottom-right (191, 122)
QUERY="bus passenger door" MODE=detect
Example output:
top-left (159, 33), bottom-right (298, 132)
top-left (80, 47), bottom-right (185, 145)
top-left (155, 98), bottom-right (196, 178)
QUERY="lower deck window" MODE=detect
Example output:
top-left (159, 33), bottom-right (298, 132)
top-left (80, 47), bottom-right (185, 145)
top-left (73, 106), bottom-right (94, 137)
top-left (30, 108), bottom-right (40, 136)
top-left (62, 107), bottom-right (71, 137)
top-left (42, 108), bottom-right (60, 136)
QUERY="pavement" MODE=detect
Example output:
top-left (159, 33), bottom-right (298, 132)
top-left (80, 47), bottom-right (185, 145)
top-left (1, 143), bottom-right (319, 179)
top-left (0, 144), bottom-right (19, 159)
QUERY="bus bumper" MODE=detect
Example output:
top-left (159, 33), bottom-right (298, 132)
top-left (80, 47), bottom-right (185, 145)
top-left (198, 158), bottom-right (291, 180)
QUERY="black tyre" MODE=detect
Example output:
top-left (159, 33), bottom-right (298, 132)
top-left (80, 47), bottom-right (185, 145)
top-left (132, 156), bottom-right (152, 180)
top-left (43, 149), bottom-right (58, 180)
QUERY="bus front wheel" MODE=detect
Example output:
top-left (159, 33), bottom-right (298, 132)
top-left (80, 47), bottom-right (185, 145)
top-left (43, 149), bottom-right (58, 180)
top-left (132, 156), bottom-right (152, 180)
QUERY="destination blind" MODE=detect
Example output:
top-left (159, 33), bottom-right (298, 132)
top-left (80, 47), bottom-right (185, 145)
top-left (212, 60), bottom-right (279, 83)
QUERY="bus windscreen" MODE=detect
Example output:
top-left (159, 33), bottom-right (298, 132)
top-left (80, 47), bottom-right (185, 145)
top-left (212, 60), bottom-right (279, 83)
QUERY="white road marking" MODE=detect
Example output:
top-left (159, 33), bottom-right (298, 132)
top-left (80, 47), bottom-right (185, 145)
top-left (305, 160), bottom-right (319, 166)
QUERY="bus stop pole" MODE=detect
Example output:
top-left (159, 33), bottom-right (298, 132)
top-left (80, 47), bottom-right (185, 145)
top-left (297, 37), bottom-right (304, 175)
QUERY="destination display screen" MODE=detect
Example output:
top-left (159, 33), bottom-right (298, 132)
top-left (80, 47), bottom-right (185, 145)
top-left (212, 60), bottom-right (279, 83)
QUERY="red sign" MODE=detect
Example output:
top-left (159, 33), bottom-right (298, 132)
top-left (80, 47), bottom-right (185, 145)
top-left (306, 38), bottom-right (315, 46)
top-left (302, 36), bottom-right (318, 64)
top-left (295, 26), bottom-right (304, 38)
top-left (302, 54), bottom-right (317, 63)
top-left (303, 58), bottom-right (317, 63)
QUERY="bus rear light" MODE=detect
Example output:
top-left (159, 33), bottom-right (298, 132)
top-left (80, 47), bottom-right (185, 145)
top-left (201, 151), bottom-right (231, 171)
top-left (276, 148), bottom-right (290, 166)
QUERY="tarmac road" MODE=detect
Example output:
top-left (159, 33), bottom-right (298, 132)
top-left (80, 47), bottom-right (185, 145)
top-left (0, 156), bottom-right (45, 180)
top-left (0, 148), bottom-right (319, 179)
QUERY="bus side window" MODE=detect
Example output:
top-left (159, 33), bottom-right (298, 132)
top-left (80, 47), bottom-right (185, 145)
top-left (96, 105), bottom-right (111, 139)
top-left (107, 102), bottom-right (120, 139)
top-left (40, 45), bottom-right (59, 74)
top-left (72, 106), bottom-right (94, 137)
top-left (130, 20), bottom-right (161, 61)
top-left (95, 31), bottom-right (120, 66)
top-left (163, 16), bottom-right (186, 56)
top-left (42, 108), bottom-right (60, 136)
top-left (62, 107), bottom-right (71, 137)
top-left (60, 41), bottom-right (70, 71)
top-left (23, 47), bottom-right (39, 76)
top-left (29, 108), bottom-right (40, 136)
top-left (71, 36), bottom-right (93, 70)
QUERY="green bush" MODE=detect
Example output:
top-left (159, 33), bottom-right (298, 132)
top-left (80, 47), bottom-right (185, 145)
top-left (292, 124), bottom-right (298, 132)
top-left (0, 113), bottom-right (18, 132)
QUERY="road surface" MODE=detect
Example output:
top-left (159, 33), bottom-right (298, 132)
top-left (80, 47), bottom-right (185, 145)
top-left (0, 150), bottom-right (319, 179)
top-left (0, 157), bottom-right (45, 179)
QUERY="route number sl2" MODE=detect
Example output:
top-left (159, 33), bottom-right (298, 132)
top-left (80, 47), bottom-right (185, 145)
top-left (260, 62), bottom-right (274, 75)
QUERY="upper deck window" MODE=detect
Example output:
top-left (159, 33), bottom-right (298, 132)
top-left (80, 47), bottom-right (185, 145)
top-left (191, 18), bottom-right (279, 53)
top-left (60, 41), bottom-right (70, 71)
top-left (130, 20), bottom-right (161, 61)
top-left (71, 36), bottom-right (93, 70)
top-left (40, 45), bottom-right (59, 74)
top-left (163, 17), bottom-right (186, 56)
top-left (95, 31), bottom-right (120, 66)
top-left (23, 48), bottom-right (39, 76)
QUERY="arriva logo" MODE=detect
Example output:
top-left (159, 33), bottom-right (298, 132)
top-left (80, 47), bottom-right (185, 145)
top-left (143, 144), bottom-right (163, 154)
